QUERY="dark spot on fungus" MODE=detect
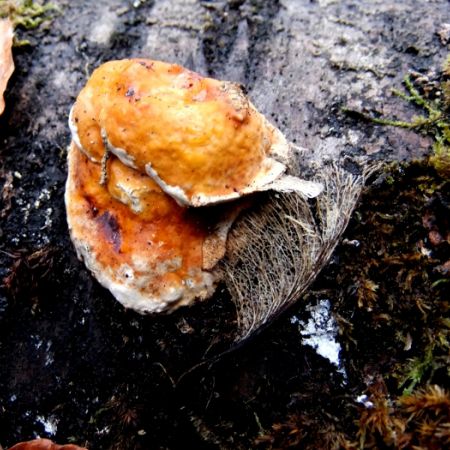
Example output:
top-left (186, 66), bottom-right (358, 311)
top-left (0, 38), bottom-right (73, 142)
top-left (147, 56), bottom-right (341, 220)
top-left (96, 211), bottom-right (121, 252)
top-left (83, 194), bottom-right (99, 218)
top-left (138, 61), bottom-right (154, 70)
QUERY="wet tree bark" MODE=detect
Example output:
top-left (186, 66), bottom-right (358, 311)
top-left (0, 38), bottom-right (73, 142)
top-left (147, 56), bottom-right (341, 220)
top-left (0, 0), bottom-right (449, 448)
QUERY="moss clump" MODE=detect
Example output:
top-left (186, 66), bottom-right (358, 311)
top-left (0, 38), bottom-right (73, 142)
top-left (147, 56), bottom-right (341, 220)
top-left (255, 414), bottom-right (350, 450)
top-left (244, 156), bottom-right (449, 450)
top-left (430, 56), bottom-right (450, 176)
top-left (352, 381), bottom-right (450, 449)
top-left (0, 0), bottom-right (57, 45)
top-left (341, 159), bottom-right (450, 448)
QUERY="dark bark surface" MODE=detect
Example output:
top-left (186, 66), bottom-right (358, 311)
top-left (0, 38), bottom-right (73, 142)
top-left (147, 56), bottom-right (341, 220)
top-left (0, 1), bottom-right (449, 448)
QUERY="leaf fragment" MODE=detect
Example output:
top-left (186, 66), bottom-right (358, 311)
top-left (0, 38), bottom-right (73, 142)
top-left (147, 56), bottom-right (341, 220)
top-left (0, 18), bottom-right (14, 115)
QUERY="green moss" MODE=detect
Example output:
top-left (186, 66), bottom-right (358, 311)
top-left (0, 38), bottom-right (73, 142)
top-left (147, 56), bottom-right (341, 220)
top-left (344, 55), bottom-right (450, 176)
top-left (0, 0), bottom-right (58, 45)
top-left (398, 345), bottom-right (436, 395)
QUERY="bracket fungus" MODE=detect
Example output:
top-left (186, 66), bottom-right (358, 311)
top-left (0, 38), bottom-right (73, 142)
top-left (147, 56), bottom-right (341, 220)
top-left (69, 59), bottom-right (322, 207)
top-left (66, 58), bottom-right (325, 315)
top-left (65, 142), bottom-right (242, 313)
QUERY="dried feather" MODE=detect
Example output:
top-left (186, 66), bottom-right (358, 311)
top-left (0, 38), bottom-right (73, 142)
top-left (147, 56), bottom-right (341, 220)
top-left (222, 150), bottom-right (378, 341)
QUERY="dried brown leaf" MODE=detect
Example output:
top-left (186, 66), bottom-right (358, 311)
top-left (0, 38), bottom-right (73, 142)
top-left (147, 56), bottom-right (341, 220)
top-left (0, 18), bottom-right (14, 115)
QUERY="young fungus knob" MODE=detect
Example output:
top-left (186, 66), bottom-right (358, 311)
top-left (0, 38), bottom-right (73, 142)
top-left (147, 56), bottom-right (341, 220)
top-left (65, 142), bottom-right (237, 313)
top-left (8, 439), bottom-right (86, 450)
top-left (69, 59), bottom-right (322, 207)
